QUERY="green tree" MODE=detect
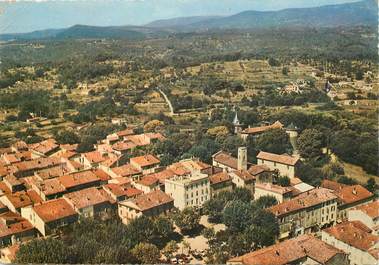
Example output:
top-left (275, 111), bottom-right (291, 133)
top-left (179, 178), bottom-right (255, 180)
top-left (365, 178), bottom-right (377, 193)
top-left (162, 240), bottom-right (179, 260)
top-left (297, 129), bottom-right (324, 159)
top-left (276, 176), bottom-right (290, 187)
top-left (15, 238), bottom-right (75, 264)
top-left (256, 129), bottom-right (292, 154)
top-left (222, 200), bottom-right (252, 232)
top-left (131, 243), bottom-right (160, 264)
top-left (173, 207), bottom-right (201, 234)
top-left (153, 215), bottom-right (174, 240)
top-left (254, 195), bottom-right (278, 209)
top-left (55, 130), bottom-right (80, 145)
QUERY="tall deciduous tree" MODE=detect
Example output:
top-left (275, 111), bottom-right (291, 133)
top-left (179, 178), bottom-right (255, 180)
top-left (297, 129), bottom-right (324, 159)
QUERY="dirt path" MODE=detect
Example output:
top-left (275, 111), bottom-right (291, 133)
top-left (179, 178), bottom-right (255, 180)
top-left (156, 87), bottom-right (174, 116)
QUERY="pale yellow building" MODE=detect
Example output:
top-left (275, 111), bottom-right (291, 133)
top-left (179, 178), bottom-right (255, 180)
top-left (118, 190), bottom-right (173, 224)
top-left (256, 151), bottom-right (299, 178)
top-left (255, 182), bottom-right (293, 203)
top-left (321, 221), bottom-right (379, 265)
top-left (165, 171), bottom-right (210, 210)
top-left (269, 188), bottom-right (338, 240)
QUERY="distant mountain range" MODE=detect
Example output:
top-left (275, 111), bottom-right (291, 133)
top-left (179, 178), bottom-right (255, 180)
top-left (0, 0), bottom-right (376, 41)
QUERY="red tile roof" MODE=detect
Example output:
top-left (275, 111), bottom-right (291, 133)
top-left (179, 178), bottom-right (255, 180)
top-left (3, 191), bottom-right (33, 209)
top-left (146, 169), bottom-right (176, 184)
top-left (256, 182), bottom-right (293, 195)
top-left (103, 183), bottom-right (143, 198)
top-left (213, 151), bottom-right (238, 169)
top-left (111, 164), bottom-right (141, 177)
top-left (63, 187), bottom-right (109, 209)
top-left (12, 157), bottom-right (62, 173)
top-left (92, 169), bottom-right (111, 181)
top-left (232, 170), bottom-right (256, 181)
top-left (0, 212), bottom-right (34, 239)
top-left (82, 151), bottom-right (107, 164)
top-left (124, 190), bottom-right (173, 212)
top-left (112, 141), bottom-right (137, 152)
top-left (209, 171), bottom-right (232, 185)
top-left (29, 139), bottom-right (59, 155)
top-left (248, 164), bottom-right (272, 176)
top-left (58, 170), bottom-right (100, 189)
top-left (136, 175), bottom-right (159, 187)
top-left (36, 178), bottom-right (66, 196)
top-left (33, 198), bottom-right (77, 223)
top-left (352, 200), bottom-right (379, 219)
top-left (323, 221), bottom-right (379, 252)
top-left (257, 151), bottom-right (299, 166)
top-left (269, 188), bottom-right (337, 217)
top-left (130, 154), bottom-right (160, 168)
top-left (321, 179), bottom-right (347, 191)
top-left (242, 121), bottom-right (283, 135)
top-left (334, 185), bottom-right (373, 205)
top-left (228, 234), bottom-right (343, 265)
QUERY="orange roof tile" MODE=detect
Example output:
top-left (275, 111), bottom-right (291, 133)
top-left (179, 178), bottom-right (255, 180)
top-left (36, 178), bottom-right (66, 196)
top-left (334, 185), bottom-right (373, 205)
top-left (136, 175), bottom-right (159, 187)
top-left (232, 170), bottom-right (256, 181)
top-left (0, 212), bottom-right (34, 239)
top-left (353, 200), bottom-right (379, 219)
top-left (228, 234), bottom-right (344, 265)
top-left (111, 164), bottom-right (141, 177)
top-left (123, 190), bottom-right (173, 212)
top-left (256, 182), bottom-right (293, 195)
top-left (213, 151), bottom-right (238, 169)
top-left (92, 169), bottom-right (111, 181)
top-left (321, 179), bottom-right (347, 191)
top-left (58, 170), bottom-right (100, 189)
top-left (3, 191), bottom-right (33, 209)
top-left (257, 151), bottom-right (299, 166)
top-left (82, 151), bottom-right (107, 164)
top-left (12, 157), bottom-right (62, 173)
top-left (64, 187), bottom-right (109, 209)
top-left (26, 189), bottom-right (43, 204)
top-left (33, 198), bottom-right (77, 223)
top-left (209, 171), bottom-right (232, 185)
top-left (269, 188), bottom-right (337, 217)
top-left (103, 183), bottom-right (143, 198)
top-left (112, 141), bottom-right (137, 152)
top-left (242, 121), bottom-right (283, 135)
top-left (146, 169), bottom-right (176, 184)
top-left (248, 164), bottom-right (272, 176)
top-left (29, 139), bottom-right (59, 155)
top-left (130, 154), bottom-right (160, 168)
top-left (323, 221), bottom-right (379, 252)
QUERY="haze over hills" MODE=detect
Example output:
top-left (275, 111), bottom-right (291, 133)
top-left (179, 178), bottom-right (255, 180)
top-left (0, 0), bottom-right (376, 41)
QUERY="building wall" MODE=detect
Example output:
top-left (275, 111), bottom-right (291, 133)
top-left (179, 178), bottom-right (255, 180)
top-left (0, 229), bottom-right (35, 248)
top-left (210, 181), bottom-right (233, 198)
top-left (212, 161), bottom-right (234, 172)
top-left (337, 198), bottom-right (374, 222)
top-left (118, 201), bottom-right (173, 224)
top-left (348, 209), bottom-right (378, 232)
top-left (277, 199), bottom-right (337, 240)
top-left (321, 231), bottom-right (379, 265)
top-left (257, 159), bottom-right (295, 178)
top-left (165, 177), bottom-right (210, 210)
top-left (255, 187), bottom-right (286, 203)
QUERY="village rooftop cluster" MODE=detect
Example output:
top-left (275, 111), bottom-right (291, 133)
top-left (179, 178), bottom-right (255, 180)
top-left (0, 120), bottom-right (377, 265)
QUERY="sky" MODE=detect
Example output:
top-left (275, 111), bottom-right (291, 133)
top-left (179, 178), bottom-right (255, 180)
top-left (0, 0), bottom-right (360, 34)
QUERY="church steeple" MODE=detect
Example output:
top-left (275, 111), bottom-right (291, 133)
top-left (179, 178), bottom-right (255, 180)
top-left (233, 108), bottom-right (242, 134)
